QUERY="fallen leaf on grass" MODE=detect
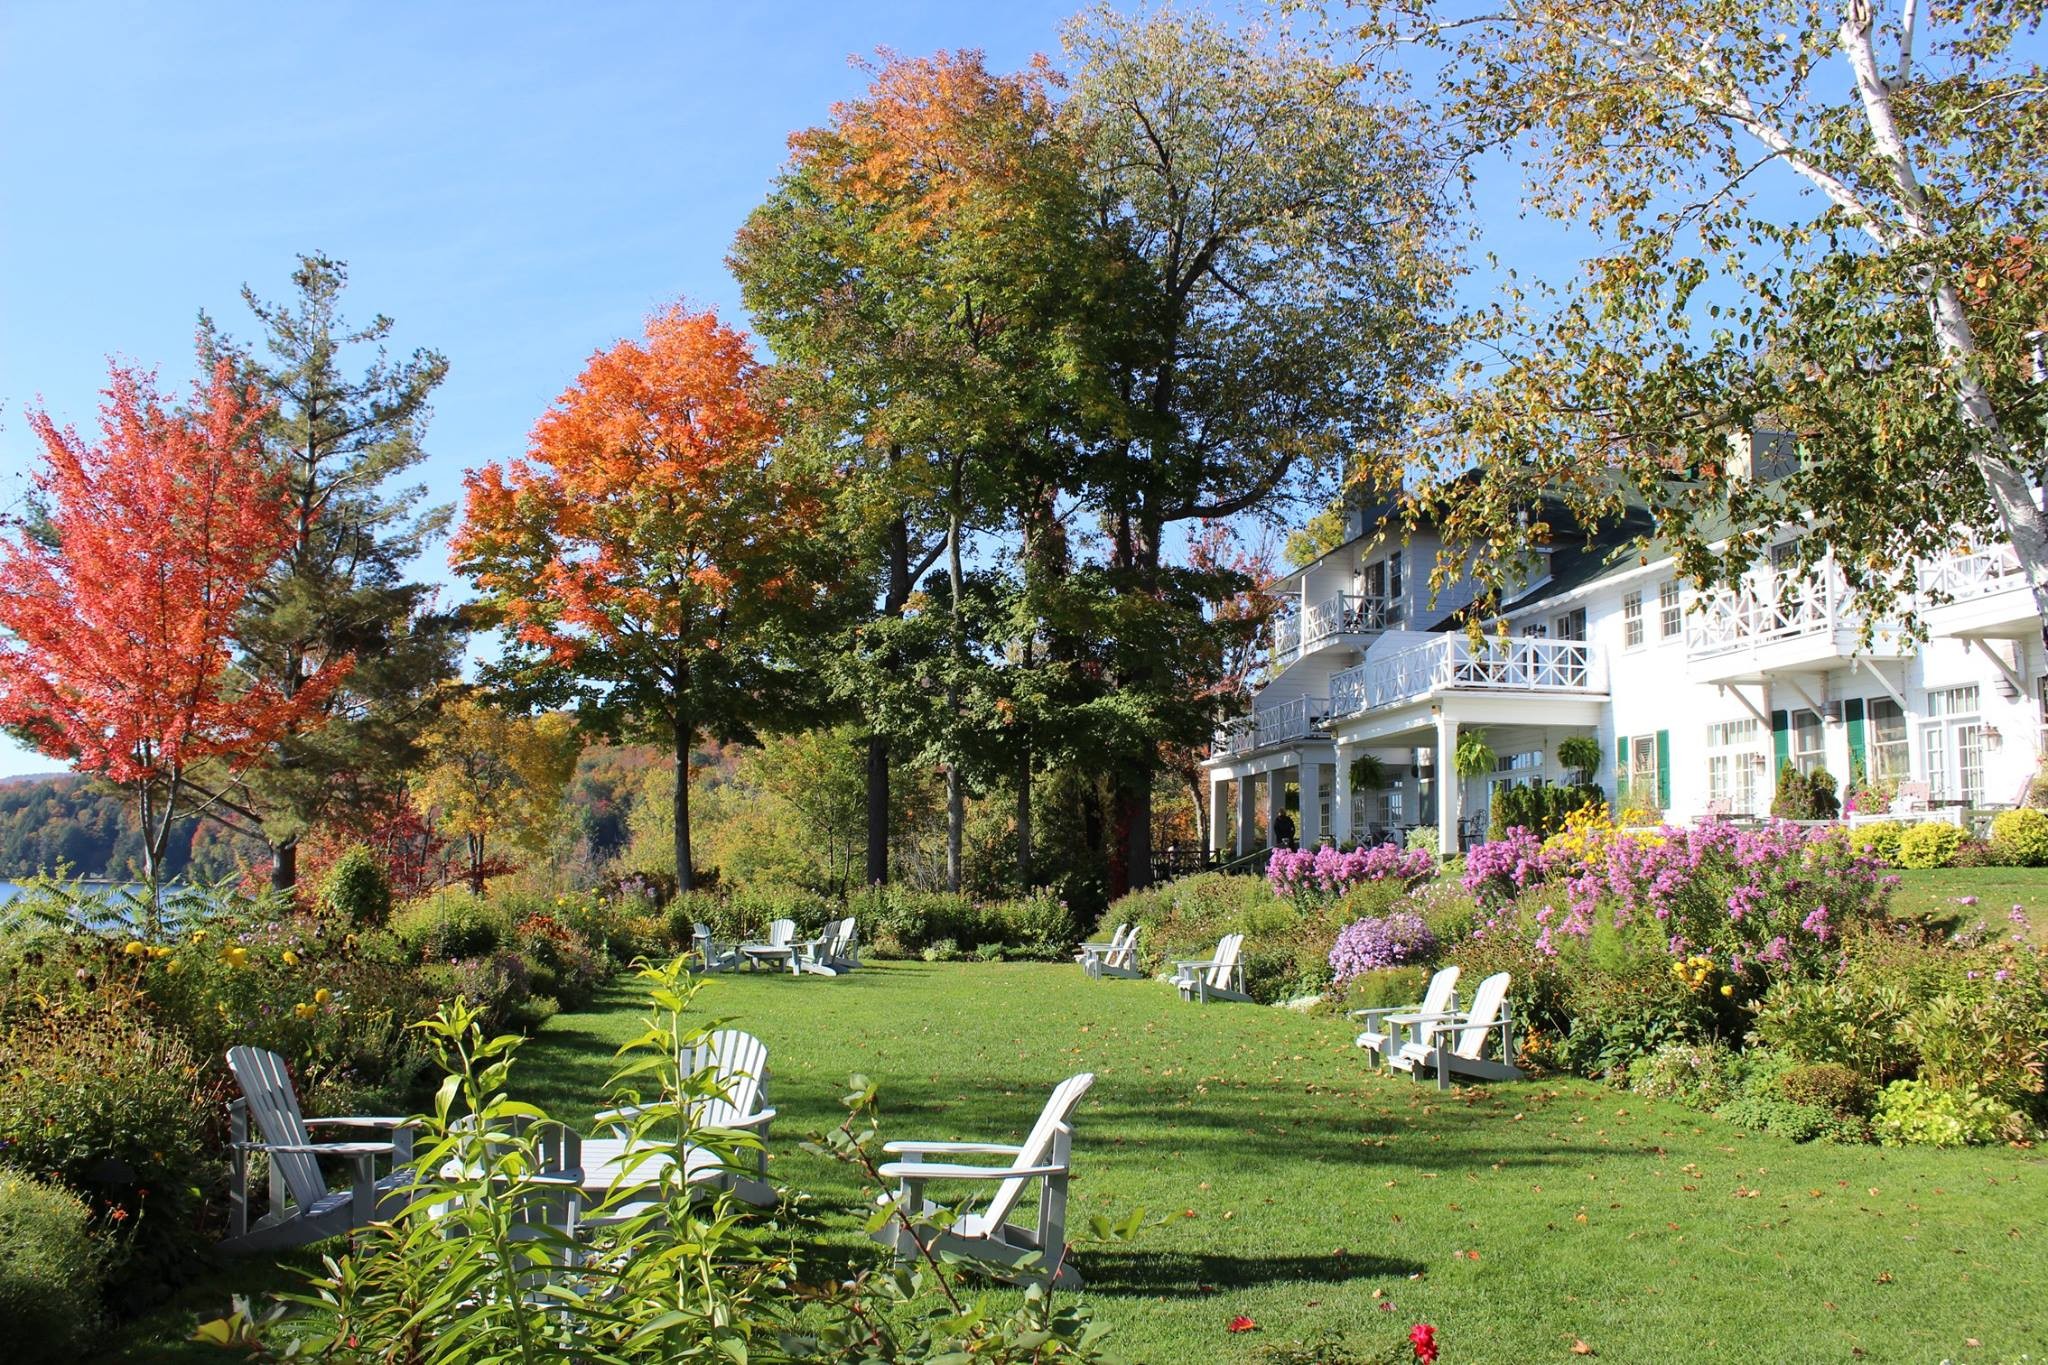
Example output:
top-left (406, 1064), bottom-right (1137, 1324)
top-left (1226, 1315), bottom-right (1258, 1334)
top-left (1570, 1339), bottom-right (1596, 1355)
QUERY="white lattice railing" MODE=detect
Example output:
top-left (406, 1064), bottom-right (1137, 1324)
top-left (1920, 544), bottom-right (2027, 606)
top-left (1685, 569), bottom-right (1844, 659)
top-left (1269, 593), bottom-right (1395, 669)
top-left (1328, 636), bottom-right (1602, 718)
top-left (1209, 696), bottom-right (1331, 758)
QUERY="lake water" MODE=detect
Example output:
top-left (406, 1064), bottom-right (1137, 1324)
top-left (0, 879), bottom-right (152, 907)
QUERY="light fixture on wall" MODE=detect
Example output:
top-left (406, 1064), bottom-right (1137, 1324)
top-left (1822, 699), bottom-right (1842, 723)
top-left (1985, 724), bottom-right (2003, 749)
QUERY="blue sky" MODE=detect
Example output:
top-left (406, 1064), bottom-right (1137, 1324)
top-left (0, 0), bottom-right (1127, 776)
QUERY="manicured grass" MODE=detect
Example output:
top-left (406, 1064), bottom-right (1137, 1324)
top-left (100, 960), bottom-right (2048, 1362)
top-left (1892, 865), bottom-right (2048, 944)
top-left (515, 961), bottom-right (2043, 1363)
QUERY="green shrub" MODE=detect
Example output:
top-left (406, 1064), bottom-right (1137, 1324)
top-left (1849, 819), bottom-right (1907, 865)
top-left (1990, 807), bottom-right (2048, 867)
top-left (1713, 1094), bottom-right (1834, 1142)
top-left (392, 895), bottom-right (508, 958)
top-left (1404, 827), bottom-right (1440, 856)
top-left (0, 1008), bottom-right (210, 1296)
top-left (1336, 965), bottom-right (1433, 1013)
top-left (317, 845), bottom-right (393, 928)
top-left (0, 1168), bottom-right (104, 1354)
top-left (1626, 1042), bottom-right (1738, 1110)
top-left (1779, 1062), bottom-right (1874, 1118)
top-left (1871, 1079), bottom-right (2022, 1147)
top-left (985, 890), bottom-right (1078, 951)
top-left (1897, 821), bottom-right (1966, 869)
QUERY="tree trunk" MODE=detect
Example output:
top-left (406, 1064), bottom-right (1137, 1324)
top-left (867, 516), bottom-right (915, 886)
top-left (268, 836), bottom-right (298, 894)
top-left (673, 717), bottom-right (695, 893)
top-left (467, 833), bottom-right (486, 895)
top-left (945, 503), bottom-right (965, 895)
top-left (1016, 742), bottom-right (1033, 890)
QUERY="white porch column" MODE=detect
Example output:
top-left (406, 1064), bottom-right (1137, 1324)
top-left (1331, 744), bottom-right (1353, 848)
top-left (1207, 776), bottom-right (1230, 861)
top-left (1299, 758), bottom-right (1323, 847)
top-left (1234, 776), bottom-right (1256, 858)
top-left (1266, 765), bottom-right (1288, 847)
top-left (1435, 710), bottom-right (1460, 856)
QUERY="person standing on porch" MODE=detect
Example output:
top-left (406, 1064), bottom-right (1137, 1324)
top-left (1272, 810), bottom-right (1296, 849)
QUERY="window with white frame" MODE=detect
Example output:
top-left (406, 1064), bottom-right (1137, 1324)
top-left (1923, 685), bottom-right (1984, 804)
top-left (1553, 607), bottom-right (1586, 641)
top-left (1387, 551), bottom-right (1405, 624)
top-left (1658, 580), bottom-right (1682, 639)
top-left (1622, 592), bottom-right (1644, 648)
top-left (1788, 708), bottom-right (1826, 776)
top-left (1706, 718), bottom-right (1765, 815)
top-left (1868, 696), bottom-right (1910, 782)
top-left (1626, 735), bottom-right (1659, 808)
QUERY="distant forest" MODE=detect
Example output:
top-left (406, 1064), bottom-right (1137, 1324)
top-left (0, 775), bottom-right (262, 881)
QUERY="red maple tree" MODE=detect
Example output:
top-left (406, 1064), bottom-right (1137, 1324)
top-left (0, 360), bottom-right (347, 895)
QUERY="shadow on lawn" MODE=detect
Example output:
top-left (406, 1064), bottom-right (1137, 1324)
top-left (1076, 1246), bottom-right (1424, 1296)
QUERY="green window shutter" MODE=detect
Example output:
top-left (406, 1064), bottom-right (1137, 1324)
top-left (1655, 730), bottom-right (1671, 808)
top-left (1771, 710), bottom-right (1789, 770)
top-left (1844, 698), bottom-right (1867, 778)
top-left (1616, 735), bottom-right (1630, 804)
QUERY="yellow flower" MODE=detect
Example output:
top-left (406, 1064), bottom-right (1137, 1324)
top-left (149, 945), bottom-right (171, 959)
top-left (293, 1002), bottom-right (318, 1021)
top-left (123, 940), bottom-right (146, 957)
top-left (220, 946), bottom-right (250, 969)
top-left (1720, 984), bottom-right (1734, 997)
top-left (281, 950), bottom-right (300, 968)
top-left (165, 960), bottom-right (183, 976)
top-left (314, 988), bottom-right (333, 1006)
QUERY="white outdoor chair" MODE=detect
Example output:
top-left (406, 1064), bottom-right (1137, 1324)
top-left (795, 917), bottom-right (858, 976)
top-left (580, 1028), bottom-right (777, 1214)
top-left (739, 918), bottom-right (798, 973)
top-left (1081, 924), bottom-right (1143, 980)
top-left (432, 1114), bottom-right (586, 1292)
top-left (874, 1073), bottom-right (1095, 1289)
top-left (692, 921), bottom-right (741, 973)
top-left (1173, 932), bottom-right (1250, 1003)
top-left (1350, 965), bottom-right (1461, 1069)
top-left (1387, 971), bottom-right (1524, 1091)
top-left (222, 1045), bottom-right (416, 1253)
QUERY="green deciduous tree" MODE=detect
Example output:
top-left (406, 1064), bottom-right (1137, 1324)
top-left (1062, 3), bottom-right (1452, 890)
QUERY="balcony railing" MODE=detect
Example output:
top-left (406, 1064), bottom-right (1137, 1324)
top-left (1267, 593), bottom-right (1395, 669)
top-left (1686, 569), bottom-right (1852, 659)
top-left (1920, 544), bottom-right (2027, 607)
top-left (1328, 636), bottom-right (1602, 718)
top-left (1210, 696), bottom-right (1330, 758)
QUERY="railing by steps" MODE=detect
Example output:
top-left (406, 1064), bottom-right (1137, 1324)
top-left (1328, 636), bottom-right (1602, 718)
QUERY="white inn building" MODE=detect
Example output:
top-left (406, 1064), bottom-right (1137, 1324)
top-left (1204, 475), bottom-right (2046, 858)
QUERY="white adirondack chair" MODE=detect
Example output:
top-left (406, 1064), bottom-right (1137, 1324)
top-left (1173, 932), bottom-right (1249, 1003)
top-left (1350, 965), bottom-right (1461, 1069)
top-left (875, 1073), bottom-right (1094, 1289)
top-left (692, 921), bottom-right (741, 973)
top-left (1077, 924), bottom-right (1140, 979)
top-left (223, 1045), bottom-right (416, 1253)
top-left (432, 1115), bottom-right (586, 1291)
top-left (580, 1028), bottom-right (777, 1213)
top-left (1387, 971), bottom-right (1523, 1090)
top-left (739, 918), bottom-right (798, 973)
top-left (795, 917), bottom-right (859, 976)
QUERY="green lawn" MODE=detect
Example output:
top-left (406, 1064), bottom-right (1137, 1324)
top-left (1891, 865), bottom-right (2048, 944)
top-left (103, 960), bottom-right (2047, 1363)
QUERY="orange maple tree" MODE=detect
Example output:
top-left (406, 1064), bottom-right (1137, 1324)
top-left (0, 360), bottom-right (347, 895)
top-left (453, 303), bottom-right (835, 889)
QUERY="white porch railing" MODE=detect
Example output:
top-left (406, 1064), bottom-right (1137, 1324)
top-left (1919, 543), bottom-right (2027, 606)
top-left (1268, 593), bottom-right (1394, 669)
top-left (1209, 696), bottom-right (1330, 758)
top-left (1327, 636), bottom-right (1602, 718)
top-left (1686, 568), bottom-right (1848, 659)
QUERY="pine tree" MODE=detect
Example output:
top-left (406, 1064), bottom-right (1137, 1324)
top-left (196, 254), bottom-right (464, 889)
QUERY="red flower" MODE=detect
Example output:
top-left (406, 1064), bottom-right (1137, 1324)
top-left (1410, 1322), bottom-right (1439, 1364)
top-left (1227, 1315), bottom-right (1259, 1334)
